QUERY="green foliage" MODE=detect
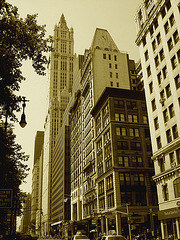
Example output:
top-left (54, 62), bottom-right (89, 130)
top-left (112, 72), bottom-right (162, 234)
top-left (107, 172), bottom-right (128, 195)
top-left (0, 0), bottom-right (52, 120)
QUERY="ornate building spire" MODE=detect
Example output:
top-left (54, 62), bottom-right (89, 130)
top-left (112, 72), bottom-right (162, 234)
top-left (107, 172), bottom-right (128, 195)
top-left (59, 13), bottom-right (67, 28)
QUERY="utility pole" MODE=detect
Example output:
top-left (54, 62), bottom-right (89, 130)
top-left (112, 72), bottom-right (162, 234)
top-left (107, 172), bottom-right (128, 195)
top-left (126, 203), bottom-right (132, 240)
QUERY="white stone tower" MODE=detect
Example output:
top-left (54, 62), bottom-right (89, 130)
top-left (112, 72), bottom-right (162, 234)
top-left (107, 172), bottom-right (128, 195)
top-left (41, 14), bottom-right (74, 235)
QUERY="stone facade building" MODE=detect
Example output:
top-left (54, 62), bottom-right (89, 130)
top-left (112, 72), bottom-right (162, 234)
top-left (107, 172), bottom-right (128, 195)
top-left (135, 0), bottom-right (180, 238)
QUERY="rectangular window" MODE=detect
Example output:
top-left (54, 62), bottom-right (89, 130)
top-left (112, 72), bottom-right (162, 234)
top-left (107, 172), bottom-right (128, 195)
top-left (157, 136), bottom-right (162, 149)
top-left (103, 54), bottom-right (106, 59)
top-left (152, 40), bottom-right (156, 51)
top-left (99, 198), bottom-right (105, 209)
top-left (173, 30), bottom-right (179, 44)
top-left (169, 152), bottom-right (175, 163)
top-left (110, 81), bottom-right (113, 86)
top-left (145, 50), bottom-right (149, 61)
top-left (166, 0), bottom-right (171, 11)
top-left (116, 73), bottom-right (118, 78)
top-left (162, 184), bottom-right (169, 201)
top-left (151, 99), bottom-right (156, 111)
top-left (160, 49), bottom-right (165, 61)
top-left (110, 72), bottom-right (112, 78)
top-left (54, 60), bottom-right (58, 70)
top-left (174, 179), bottom-right (180, 198)
top-left (106, 175), bottom-right (113, 190)
top-left (150, 25), bottom-right (154, 36)
top-left (177, 49), bottom-right (180, 63)
top-left (117, 141), bottom-right (128, 150)
top-left (120, 173), bottom-right (131, 185)
top-left (163, 109), bottom-right (169, 123)
top-left (114, 100), bottom-right (124, 108)
top-left (128, 114), bottom-right (138, 123)
top-left (143, 116), bottom-right (148, 124)
top-left (175, 74), bottom-right (180, 89)
top-left (116, 82), bottom-right (119, 87)
top-left (143, 37), bottom-right (146, 46)
top-left (114, 55), bottom-right (117, 61)
top-left (161, 7), bottom-right (166, 18)
top-left (171, 55), bottom-right (177, 69)
top-left (157, 72), bottom-right (162, 85)
top-left (130, 142), bottom-right (141, 151)
top-left (147, 65), bottom-right (151, 77)
top-left (98, 181), bottom-right (104, 194)
top-left (107, 193), bottom-right (114, 208)
top-left (166, 129), bottom-right (172, 143)
top-left (115, 113), bottom-right (125, 122)
top-left (116, 127), bottom-right (126, 136)
top-left (159, 157), bottom-right (165, 172)
top-left (118, 156), bottom-right (129, 167)
top-left (169, 104), bottom-right (175, 118)
top-left (131, 156), bottom-right (143, 167)
top-left (98, 165), bottom-right (103, 176)
top-left (155, 55), bottom-right (159, 67)
top-left (167, 38), bottom-right (173, 51)
top-left (169, 14), bottom-right (175, 27)
top-left (127, 101), bottom-right (137, 110)
top-left (162, 66), bottom-right (167, 79)
top-left (165, 84), bottom-right (171, 98)
top-left (109, 63), bottom-right (112, 68)
top-left (129, 128), bottom-right (140, 137)
top-left (115, 64), bottom-right (118, 69)
top-left (160, 89), bottom-right (165, 100)
top-left (157, 33), bottom-right (161, 45)
top-left (172, 124), bottom-right (178, 139)
top-left (154, 117), bottom-right (159, 130)
top-left (164, 21), bottom-right (169, 34)
top-left (176, 149), bottom-right (180, 164)
top-left (134, 173), bottom-right (145, 186)
top-left (109, 54), bottom-right (111, 60)
top-left (154, 18), bottom-right (158, 29)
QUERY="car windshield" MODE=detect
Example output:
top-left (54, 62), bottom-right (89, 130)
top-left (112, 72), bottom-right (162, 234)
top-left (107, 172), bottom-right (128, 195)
top-left (75, 236), bottom-right (89, 239)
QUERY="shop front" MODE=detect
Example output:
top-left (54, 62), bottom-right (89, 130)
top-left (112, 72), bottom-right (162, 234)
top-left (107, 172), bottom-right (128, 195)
top-left (158, 207), bottom-right (180, 239)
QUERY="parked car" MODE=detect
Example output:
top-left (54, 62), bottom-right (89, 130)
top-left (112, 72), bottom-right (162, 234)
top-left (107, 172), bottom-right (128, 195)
top-left (73, 231), bottom-right (90, 240)
top-left (101, 235), bottom-right (127, 240)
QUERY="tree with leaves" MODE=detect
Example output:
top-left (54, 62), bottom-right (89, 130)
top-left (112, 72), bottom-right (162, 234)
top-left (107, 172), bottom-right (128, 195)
top-left (0, 0), bottom-right (52, 120)
top-left (0, 124), bottom-right (29, 237)
top-left (0, 0), bottom-right (52, 237)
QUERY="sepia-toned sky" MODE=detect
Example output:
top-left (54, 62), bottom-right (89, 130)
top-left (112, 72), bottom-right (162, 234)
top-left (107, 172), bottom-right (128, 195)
top-left (8, 0), bottom-right (142, 193)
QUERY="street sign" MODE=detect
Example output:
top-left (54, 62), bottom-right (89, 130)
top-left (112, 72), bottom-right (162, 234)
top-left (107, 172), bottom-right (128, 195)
top-left (0, 189), bottom-right (13, 208)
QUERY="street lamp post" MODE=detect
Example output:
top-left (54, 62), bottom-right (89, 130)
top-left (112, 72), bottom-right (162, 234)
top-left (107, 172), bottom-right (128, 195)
top-left (126, 203), bottom-right (132, 240)
top-left (19, 97), bottom-right (29, 128)
top-left (3, 96), bottom-right (29, 132)
top-left (109, 204), bottom-right (132, 240)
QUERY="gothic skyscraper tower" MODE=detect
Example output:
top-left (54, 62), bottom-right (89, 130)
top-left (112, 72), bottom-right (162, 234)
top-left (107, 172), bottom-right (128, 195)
top-left (42, 14), bottom-right (74, 235)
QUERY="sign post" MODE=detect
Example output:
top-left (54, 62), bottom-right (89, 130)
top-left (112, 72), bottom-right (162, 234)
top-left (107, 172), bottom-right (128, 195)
top-left (0, 189), bottom-right (13, 208)
top-left (0, 189), bottom-right (13, 239)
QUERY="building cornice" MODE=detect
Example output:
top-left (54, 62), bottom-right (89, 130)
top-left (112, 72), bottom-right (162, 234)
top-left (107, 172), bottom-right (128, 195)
top-left (153, 165), bottom-right (180, 182)
top-left (135, 0), bottom-right (165, 46)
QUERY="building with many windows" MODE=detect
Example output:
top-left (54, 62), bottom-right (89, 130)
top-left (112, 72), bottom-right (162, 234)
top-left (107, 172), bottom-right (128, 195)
top-left (42, 14), bottom-right (74, 235)
top-left (21, 193), bottom-right (31, 235)
top-left (135, 0), bottom-right (180, 239)
top-left (31, 131), bottom-right (44, 235)
top-left (69, 28), bottom-right (157, 237)
top-left (70, 28), bottom-right (132, 226)
top-left (91, 87), bottom-right (158, 237)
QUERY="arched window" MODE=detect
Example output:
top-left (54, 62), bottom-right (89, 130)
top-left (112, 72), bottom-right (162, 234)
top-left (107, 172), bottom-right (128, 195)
top-left (174, 178), bottom-right (180, 198)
